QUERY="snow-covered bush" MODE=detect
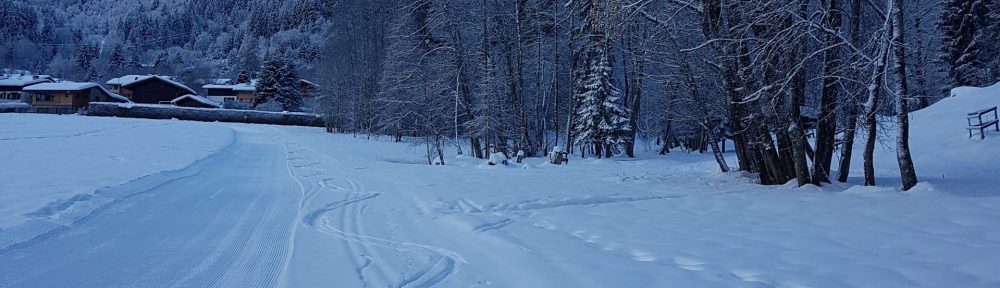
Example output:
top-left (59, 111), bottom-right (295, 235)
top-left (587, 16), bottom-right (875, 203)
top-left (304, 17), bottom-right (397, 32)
top-left (255, 100), bottom-right (283, 112)
top-left (487, 153), bottom-right (509, 166)
top-left (223, 100), bottom-right (252, 110)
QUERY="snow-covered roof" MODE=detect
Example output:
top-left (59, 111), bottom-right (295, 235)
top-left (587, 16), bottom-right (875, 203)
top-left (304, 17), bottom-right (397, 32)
top-left (23, 82), bottom-right (100, 91)
top-left (203, 79), bottom-right (316, 92)
top-left (23, 81), bottom-right (130, 102)
top-left (106, 90), bottom-right (130, 102)
top-left (171, 94), bottom-right (222, 108)
top-left (202, 78), bottom-right (233, 85)
top-left (204, 80), bottom-right (257, 92)
top-left (106, 75), bottom-right (160, 86)
top-left (0, 74), bottom-right (54, 87)
top-left (299, 79), bottom-right (320, 87)
top-left (106, 75), bottom-right (197, 95)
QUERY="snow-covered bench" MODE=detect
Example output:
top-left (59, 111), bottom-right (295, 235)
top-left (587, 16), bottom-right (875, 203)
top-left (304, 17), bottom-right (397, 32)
top-left (967, 106), bottom-right (999, 140)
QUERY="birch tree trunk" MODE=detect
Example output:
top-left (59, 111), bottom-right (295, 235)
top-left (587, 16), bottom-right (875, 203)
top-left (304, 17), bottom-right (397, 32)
top-left (863, 5), bottom-right (893, 186)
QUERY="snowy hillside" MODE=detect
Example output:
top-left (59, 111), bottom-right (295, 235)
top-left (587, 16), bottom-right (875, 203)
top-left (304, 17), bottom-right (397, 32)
top-left (908, 83), bottom-right (1000, 178)
top-left (843, 82), bottom-right (1000, 195)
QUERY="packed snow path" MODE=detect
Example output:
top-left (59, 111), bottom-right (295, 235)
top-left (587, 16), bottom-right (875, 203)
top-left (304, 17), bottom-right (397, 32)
top-left (0, 128), bottom-right (301, 287)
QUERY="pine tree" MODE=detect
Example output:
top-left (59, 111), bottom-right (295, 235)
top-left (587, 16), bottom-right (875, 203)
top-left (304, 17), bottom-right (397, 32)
top-left (128, 52), bottom-right (142, 69)
top-left (108, 45), bottom-right (125, 72)
top-left (254, 57), bottom-right (303, 111)
top-left (276, 61), bottom-right (304, 112)
top-left (939, 0), bottom-right (1000, 87)
top-left (255, 57), bottom-right (283, 107)
top-left (572, 0), bottom-right (629, 158)
top-left (75, 44), bottom-right (99, 72)
top-left (237, 70), bottom-right (252, 84)
top-left (153, 51), bottom-right (168, 68)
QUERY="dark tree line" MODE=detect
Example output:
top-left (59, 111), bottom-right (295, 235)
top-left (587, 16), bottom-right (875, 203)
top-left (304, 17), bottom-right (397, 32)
top-left (311, 0), bottom-right (1000, 191)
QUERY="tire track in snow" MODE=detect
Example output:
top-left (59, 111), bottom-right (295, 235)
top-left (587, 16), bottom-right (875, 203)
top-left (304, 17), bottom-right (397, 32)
top-left (281, 140), bottom-right (462, 288)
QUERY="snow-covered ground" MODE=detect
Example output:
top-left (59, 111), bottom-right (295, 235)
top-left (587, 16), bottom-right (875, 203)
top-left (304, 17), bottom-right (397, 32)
top-left (0, 115), bottom-right (232, 230)
top-left (0, 84), bottom-right (998, 287)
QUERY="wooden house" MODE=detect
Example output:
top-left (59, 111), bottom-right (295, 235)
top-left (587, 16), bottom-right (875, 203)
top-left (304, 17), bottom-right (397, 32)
top-left (299, 79), bottom-right (320, 98)
top-left (171, 94), bottom-right (222, 109)
top-left (23, 82), bottom-right (129, 110)
top-left (203, 81), bottom-right (256, 105)
top-left (106, 75), bottom-right (197, 104)
top-left (203, 79), bottom-right (319, 107)
top-left (0, 74), bottom-right (54, 103)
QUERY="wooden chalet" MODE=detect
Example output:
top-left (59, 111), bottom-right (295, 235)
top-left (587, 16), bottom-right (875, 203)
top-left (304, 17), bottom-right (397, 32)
top-left (202, 79), bottom-right (319, 106)
top-left (23, 82), bottom-right (129, 112)
top-left (0, 74), bottom-right (55, 103)
top-left (299, 79), bottom-right (320, 98)
top-left (203, 81), bottom-right (256, 105)
top-left (106, 75), bottom-right (197, 104)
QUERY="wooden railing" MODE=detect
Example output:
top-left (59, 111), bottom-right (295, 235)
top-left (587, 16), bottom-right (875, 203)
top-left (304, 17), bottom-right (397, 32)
top-left (967, 106), bottom-right (999, 140)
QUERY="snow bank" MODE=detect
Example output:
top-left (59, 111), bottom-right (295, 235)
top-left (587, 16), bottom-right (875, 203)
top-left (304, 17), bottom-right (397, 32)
top-left (0, 114), bottom-right (232, 248)
top-left (87, 102), bottom-right (324, 127)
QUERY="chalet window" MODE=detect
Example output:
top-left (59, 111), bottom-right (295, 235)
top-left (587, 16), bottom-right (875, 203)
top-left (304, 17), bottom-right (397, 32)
top-left (35, 94), bottom-right (54, 102)
top-left (2, 92), bottom-right (21, 100)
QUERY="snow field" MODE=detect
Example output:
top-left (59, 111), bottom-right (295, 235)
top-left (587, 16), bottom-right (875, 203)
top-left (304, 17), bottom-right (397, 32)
top-left (0, 82), bottom-right (998, 287)
top-left (0, 114), bottom-right (232, 231)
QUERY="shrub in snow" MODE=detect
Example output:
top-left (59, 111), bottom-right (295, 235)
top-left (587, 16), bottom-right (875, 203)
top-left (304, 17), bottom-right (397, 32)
top-left (255, 100), bottom-right (283, 112)
top-left (487, 152), bottom-right (509, 166)
top-left (223, 100), bottom-right (252, 110)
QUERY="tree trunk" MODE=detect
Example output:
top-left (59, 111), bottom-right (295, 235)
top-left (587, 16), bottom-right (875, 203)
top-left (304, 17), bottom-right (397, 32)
top-left (891, 0), bottom-right (918, 190)
top-left (837, 105), bottom-right (859, 182)
top-left (512, 0), bottom-right (532, 157)
top-left (863, 15), bottom-right (893, 186)
top-left (811, 0), bottom-right (844, 185)
top-left (836, 0), bottom-right (863, 183)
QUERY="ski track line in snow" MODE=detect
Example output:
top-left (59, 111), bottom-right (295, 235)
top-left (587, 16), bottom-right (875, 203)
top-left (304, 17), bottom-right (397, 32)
top-left (0, 122), bottom-right (172, 141)
top-left (474, 194), bottom-right (688, 213)
top-left (281, 139), bottom-right (462, 288)
top-left (280, 139), bottom-right (389, 287)
top-left (472, 219), bottom-right (514, 233)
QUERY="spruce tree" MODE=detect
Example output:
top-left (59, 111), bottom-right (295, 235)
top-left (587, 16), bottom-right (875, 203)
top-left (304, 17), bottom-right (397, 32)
top-left (276, 61), bottom-right (304, 112)
top-left (108, 45), bottom-right (125, 72)
top-left (237, 70), bottom-right (252, 84)
top-left (255, 58), bottom-right (283, 107)
top-left (939, 0), bottom-right (1000, 87)
top-left (571, 0), bottom-right (630, 158)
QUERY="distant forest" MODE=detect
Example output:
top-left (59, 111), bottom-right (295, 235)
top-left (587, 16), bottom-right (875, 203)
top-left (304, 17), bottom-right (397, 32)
top-left (0, 0), bottom-right (331, 83)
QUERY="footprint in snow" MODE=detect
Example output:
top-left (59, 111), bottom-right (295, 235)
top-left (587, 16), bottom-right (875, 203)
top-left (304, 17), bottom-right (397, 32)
top-left (673, 257), bottom-right (705, 270)
top-left (630, 250), bottom-right (656, 262)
